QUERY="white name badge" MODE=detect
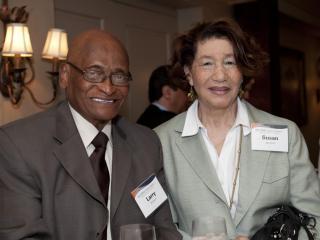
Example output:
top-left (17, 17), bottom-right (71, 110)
top-left (131, 174), bottom-right (167, 218)
top-left (251, 123), bottom-right (288, 152)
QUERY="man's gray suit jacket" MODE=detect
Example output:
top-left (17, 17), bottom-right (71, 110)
top-left (0, 101), bottom-right (181, 240)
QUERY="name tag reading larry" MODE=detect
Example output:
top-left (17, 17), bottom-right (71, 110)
top-left (131, 174), bottom-right (167, 218)
top-left (251, 123), bottom-right (288, 152)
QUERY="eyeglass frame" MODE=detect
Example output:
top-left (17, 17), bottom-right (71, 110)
top-left (66, 61), bottom-right (132, 86)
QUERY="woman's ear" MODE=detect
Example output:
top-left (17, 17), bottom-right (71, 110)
top-left (184, 66), bottom-right (193, 86)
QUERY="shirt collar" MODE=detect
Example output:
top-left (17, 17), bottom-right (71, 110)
top-left (181, 98), bottom-right (251, 137)
top-left (69, 104), bottom-right (112, 148)
top-left (152, 101), bottom-right (168, 111)
top-left (235, 98), bottom-right (251, 136)
top-left (181, 100), bottom-right (202, 137)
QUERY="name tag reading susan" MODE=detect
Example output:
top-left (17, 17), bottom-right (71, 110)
top-left (131, 174), bottom-right (167, 218)
top-left (251, 123), bottom-right (288, 152)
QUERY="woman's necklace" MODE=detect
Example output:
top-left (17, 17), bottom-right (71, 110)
top-left (229, 125), bottom-right (243, 209)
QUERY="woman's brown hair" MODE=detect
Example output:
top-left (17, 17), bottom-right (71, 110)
top-left (171, 18), bottom-right (269, 84)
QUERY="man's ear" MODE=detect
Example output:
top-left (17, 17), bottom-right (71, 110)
top-left (59, 63), bottom-right (70, 89)
top-left (161, 85), bottom-right (173, 99)
top-left (184, 66), bottom-right (193, 86)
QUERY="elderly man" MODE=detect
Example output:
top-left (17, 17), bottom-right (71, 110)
top-left (0, 29), bottom-right (181, 240)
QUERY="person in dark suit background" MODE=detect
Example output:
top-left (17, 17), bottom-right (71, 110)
top-left (0, 29), bottom-right (181, 240)
top-left (137, 65), bottom-right (189, 129)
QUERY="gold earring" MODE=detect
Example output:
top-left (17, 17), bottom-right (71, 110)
top-left (188, 87), bottom-right (197, 102)
top-left (239, 78), bottom-right (255, 100)
top-left (238, 87), bottom-right (245, 99)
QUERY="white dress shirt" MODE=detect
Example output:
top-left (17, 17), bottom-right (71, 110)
top-left (69, 105), bottom-right (113, 239)
top-left (182, 98), bottom-right (251, 218)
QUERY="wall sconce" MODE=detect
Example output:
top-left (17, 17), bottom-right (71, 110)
top-left (42, 28), bottom-right (68, 101)
top-left (0, 22), bottom-right (34, 104)
top-left (0, 3), bottom-right (68, 107)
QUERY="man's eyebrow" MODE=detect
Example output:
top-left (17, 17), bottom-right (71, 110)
top-left (85, 64), bottom-right (104, 69)
top-left (110, 68), bottom-right (129, 74)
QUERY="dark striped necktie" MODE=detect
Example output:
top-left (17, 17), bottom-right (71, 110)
top-left (90, 131), bottom-right (110, 204)
top-left (90, 132), bottom-right (109, 240)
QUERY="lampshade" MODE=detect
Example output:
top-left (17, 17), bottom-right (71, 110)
top-left (42, 28), bottom-right (68, 60)
top-left (2, 23), bottom-right (33, 57)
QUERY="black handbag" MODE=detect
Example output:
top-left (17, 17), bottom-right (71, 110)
top-left (251, 205), bottom-right (316, 240)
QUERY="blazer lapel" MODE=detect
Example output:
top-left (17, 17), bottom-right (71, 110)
top-left (53, 102), bottom-right (106, 206)
top-left (110, 119), bottom-right (132, 220)
top-left (234, 103), bottom-right (271, 226)
top-left (175, 131), bottom-right (228, 205)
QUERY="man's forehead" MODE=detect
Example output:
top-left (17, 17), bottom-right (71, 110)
top-left (67, 44), bottom-right (128, 72)
top-left (79, 46), bottom-right (129, 69)
top-left (68, 29), bottom-right (128, 62)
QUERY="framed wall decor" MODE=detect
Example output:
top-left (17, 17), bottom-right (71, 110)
top-left (279, 47), bottom-right (307, 126)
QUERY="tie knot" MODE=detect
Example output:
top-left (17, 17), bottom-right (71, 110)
top-left (92, 132), bottom-right (109, 148)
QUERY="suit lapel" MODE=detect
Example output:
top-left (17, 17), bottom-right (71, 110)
top-left (110, 119), bottom-right (132, 220)
top-left (234, 103), bottom-right (270, 225)
top-left (53, 102), bottom-right (106, 207)
top-left (175, 130), bottom-right (228, 205)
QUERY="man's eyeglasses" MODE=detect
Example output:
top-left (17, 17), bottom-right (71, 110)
top-left (66, 61), bottom-right (132, 86)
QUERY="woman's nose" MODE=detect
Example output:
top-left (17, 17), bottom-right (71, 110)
top-left (211, 64), bottom-right (225, 82)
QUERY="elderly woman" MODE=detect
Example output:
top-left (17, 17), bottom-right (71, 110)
top-left (155, 19), bottom-right (320, 239)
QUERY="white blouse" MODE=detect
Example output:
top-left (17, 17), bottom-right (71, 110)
top-left (182, 98), bottom-right (251, 218)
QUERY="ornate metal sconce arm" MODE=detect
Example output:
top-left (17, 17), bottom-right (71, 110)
top-left (0, 1), bottom-right (59, 107)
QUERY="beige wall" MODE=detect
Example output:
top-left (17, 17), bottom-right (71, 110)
top-left (1, 0), bottom-right (319, 166)
top-left (177, 7), bottom-right (203, 33)
top-left (177, 2), bottom-right (232, 34)
top-left (0, 0), bottom-right (230, 126)
top-left (0, 0), bottom-right (55, 125)
top-left (0, 0), bottom-right (178, 124)
top-left (54, 0), bottom-right (177, 122)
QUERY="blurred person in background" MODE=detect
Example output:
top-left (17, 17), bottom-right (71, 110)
top-left (137, 65), bottom-right (189, 129)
